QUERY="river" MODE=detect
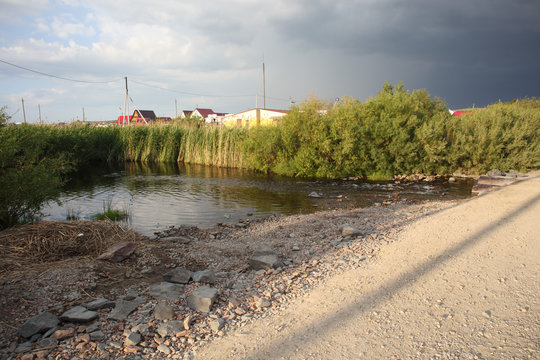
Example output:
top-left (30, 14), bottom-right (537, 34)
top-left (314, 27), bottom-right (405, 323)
top-left (42, 162), bottom-right (475, 236)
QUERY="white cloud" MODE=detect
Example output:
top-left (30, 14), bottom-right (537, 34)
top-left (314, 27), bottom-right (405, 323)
top-left (50, 16), bottom-right (96, 38)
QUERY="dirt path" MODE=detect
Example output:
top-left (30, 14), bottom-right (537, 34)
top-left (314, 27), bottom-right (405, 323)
top-left (195, 176), bottom-right (540, 360)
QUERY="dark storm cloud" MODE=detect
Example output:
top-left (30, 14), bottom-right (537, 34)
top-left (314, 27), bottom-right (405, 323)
top-left (265, 0), bottom-right (540, 106)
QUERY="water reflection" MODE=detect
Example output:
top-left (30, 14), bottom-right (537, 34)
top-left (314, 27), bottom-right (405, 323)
top-left (42, 163), bottom-right (474, 236)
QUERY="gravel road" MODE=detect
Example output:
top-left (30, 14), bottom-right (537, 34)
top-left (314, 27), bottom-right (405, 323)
top-left (195, 175), bottom-right (540, 360)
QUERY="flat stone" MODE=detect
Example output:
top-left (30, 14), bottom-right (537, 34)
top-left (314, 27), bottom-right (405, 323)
top-left (36, 337), bottom-right (58, 349)
top-left (157, 344), bottom-right (171, 354)
top-left (15, 341), bottom-right (33, 353)
top-left (249, 244), bottom-right (282, 270)
top-left (61, 306), bottom-right (99, 323)
top-left (156, 321), bottom-right (184, 337)
top-left (187, 286), bottom-right (218, 312)
top-left (341, 225), bottom-right (362, 237)
top-left (149, 282), bottom-right (185, 300)
top-left (108, 300), bottom-right (139, 321)
top-left (89, 331), bottom-right (105, 341)
top-left (154, 301), bottom-right (175, 320)
top-left (192, 270), bottom-right (216, 284)
top-left (97, 241), bottom-right (137, 262)
top-left (209, 318), bottom-right (225, 332)
top-left (18, 313), bottom-right (60, 339)
top-left (163, 267), bottom-right (193, 284)
top-left (124, 332), bottom-right (142, 347)
top-left (308, 191), bottom-right (322, 198)
top-left (131, 324), bottom-right (150, 335)
top-left (85, 298), bottom-right (115, 310)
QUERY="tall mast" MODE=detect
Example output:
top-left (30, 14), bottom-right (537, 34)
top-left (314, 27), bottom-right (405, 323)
top-left (262, 62), bottom-right (266, 109)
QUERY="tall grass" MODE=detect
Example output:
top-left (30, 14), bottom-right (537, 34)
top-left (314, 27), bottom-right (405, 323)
top-left (118, 123), bottom-right (245, 168)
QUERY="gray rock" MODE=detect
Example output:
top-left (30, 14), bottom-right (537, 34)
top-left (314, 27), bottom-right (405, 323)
top-left (131, 323), bottom-right (150, 335)
top-left (85, 298), bottom-right (115, 310)
top-left (249, 244), bottom-right (283, 270)
top-left (124, 332), bottom-right (142, 347)
top-left (154, 301), bottom-right (175, 320)
top-left (61, 306), bottom-right (99, 323)
top-left (308, 191), bottom-right (322, 198)
top-left (157, 344), bottom-right (171, 354)
top-left (97, 241), bottom-right (136, 262)
top-left (486, 169), bottom-right (505, 177)
top-left (89, 331), bottom-right (105, 341)
top-left (187, 286), bottom-right (218, 312)
top-left (156, 321), bottom-right (184, 337)
top-left (161, 236), bottom-right (191, 244)
top-left (36, 337), bottom-right (58, 349)
top-left (18, 312), bottom-right (60, 339)
top-left (15, 341), bottom-right (33, 353)
top-left (85, 322), bottom-right (100, 333)
top-left (41, 326), bottom-right (58, 339)
top-left (209, 318), bottom-right (225, 332)
top-left (341, 225), bottom-right (362, 237)
top-left (163, 267), bottom-right (193, 284)
top-left (149, 282), bottom-right (184, 300)
top-left (192, 270), bottom-right (216, 284)
top-left (108, 300), bottom-right (139, 321)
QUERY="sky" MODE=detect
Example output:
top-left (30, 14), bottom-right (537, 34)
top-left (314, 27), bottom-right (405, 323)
top-left (0, 0), bottom-right (539, 123)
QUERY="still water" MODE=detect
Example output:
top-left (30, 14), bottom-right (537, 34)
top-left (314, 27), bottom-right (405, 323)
top-left (42, 163), bottom-right (475, 236)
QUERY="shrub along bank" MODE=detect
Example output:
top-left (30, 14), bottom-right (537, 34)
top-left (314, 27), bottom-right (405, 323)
top-left (1, 84), bottom-right (539, 227)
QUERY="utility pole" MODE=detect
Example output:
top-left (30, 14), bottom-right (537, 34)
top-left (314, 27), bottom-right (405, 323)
top-left (22, 98), bottom-right (26, 123)
top-left (124, 76), bottom-right (129, 126)
top-left (262, 62), bottom-right (266, 109)
top-left (82, 107), bottom-right (86, 122)
top-left (38, 104), bottom-right (42, 124)
top-left (175, 98), bottom-right (178, 118)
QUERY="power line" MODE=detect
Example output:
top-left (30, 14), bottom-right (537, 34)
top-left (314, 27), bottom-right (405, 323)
top-left (0, 58), bottom-right (123, 84)
top-left (129, 79), bottom-right (255, 98)
top-left (1, 58), bottom-right (293, 105)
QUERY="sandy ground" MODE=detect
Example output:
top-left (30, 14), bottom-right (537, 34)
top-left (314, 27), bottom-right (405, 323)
top-left (195, 175), bottom-right (540, 360)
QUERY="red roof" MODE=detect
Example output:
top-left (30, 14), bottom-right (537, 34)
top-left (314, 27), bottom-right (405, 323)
top-left (194, 108), bottom-right (216, 118)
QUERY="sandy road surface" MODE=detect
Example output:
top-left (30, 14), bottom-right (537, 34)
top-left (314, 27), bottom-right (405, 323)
top-left (195, 176), bottom-right (540, 360)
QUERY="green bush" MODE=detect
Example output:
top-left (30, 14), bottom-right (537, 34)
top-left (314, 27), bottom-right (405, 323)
top-left (0, 123), bottom-right (72, 228)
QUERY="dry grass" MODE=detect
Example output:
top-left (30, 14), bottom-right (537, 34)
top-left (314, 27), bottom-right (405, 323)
top-left (0, 220), bottom-right (143, 274)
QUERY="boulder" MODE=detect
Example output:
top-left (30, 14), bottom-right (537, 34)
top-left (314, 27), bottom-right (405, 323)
top-left (163, 267), bottom-right (193, 284)
top-left (61, 306), bottom-right (99, 323)
top-left (249, 244), bottom-right (282, 270)
top-left (18, 313), bottom-right (60, 339)
top-left (97, 242), bottom-right (136, 262)
top-left (192, 270), bottom-right (216, 284)
top-left (187, 286), bottom-right (218, 312)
